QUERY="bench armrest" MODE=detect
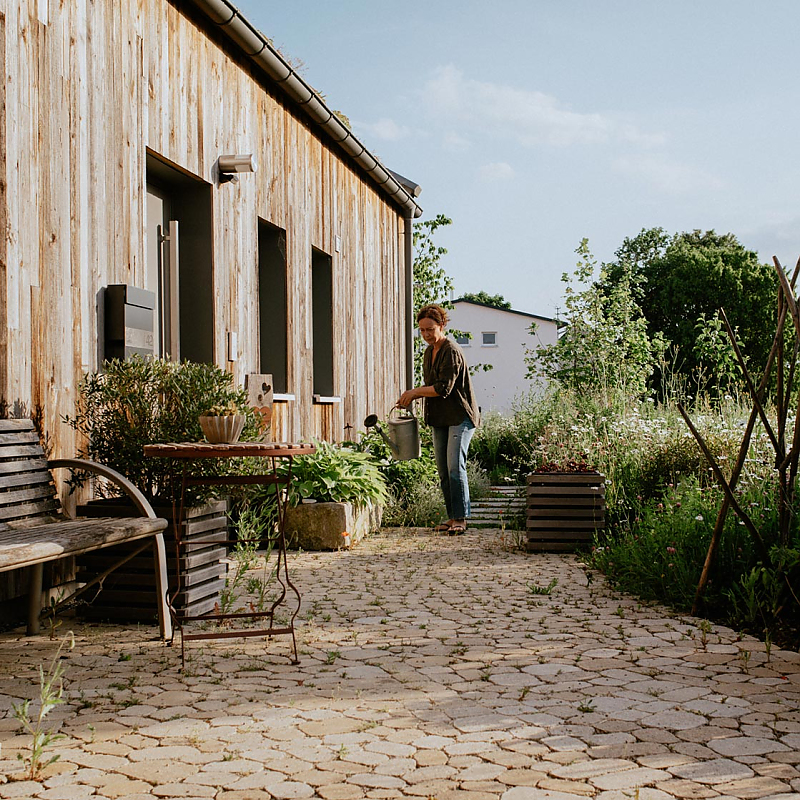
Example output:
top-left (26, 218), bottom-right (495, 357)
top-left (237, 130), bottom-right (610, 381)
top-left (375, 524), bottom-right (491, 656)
top-left (47, 459), bottom-right (158, 520)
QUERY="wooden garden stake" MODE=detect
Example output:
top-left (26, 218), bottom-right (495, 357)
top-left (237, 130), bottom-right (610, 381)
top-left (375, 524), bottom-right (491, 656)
top-left (677, 403), bottom-right (772, 566)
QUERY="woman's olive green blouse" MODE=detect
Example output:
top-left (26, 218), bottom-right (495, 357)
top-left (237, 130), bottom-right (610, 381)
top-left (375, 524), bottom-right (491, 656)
top-left (422, 338), bottom-right (480, 428)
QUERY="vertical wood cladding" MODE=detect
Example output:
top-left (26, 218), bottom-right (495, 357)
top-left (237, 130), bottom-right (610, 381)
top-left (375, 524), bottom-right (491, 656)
top-left (2, 0), bottom-right (408, 453)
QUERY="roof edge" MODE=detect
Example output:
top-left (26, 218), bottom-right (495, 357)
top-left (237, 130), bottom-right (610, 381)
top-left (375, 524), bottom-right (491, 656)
top-left (188, 0), bottom-right (423, 218)
top-left (452, 298), bottom-right (559, 324)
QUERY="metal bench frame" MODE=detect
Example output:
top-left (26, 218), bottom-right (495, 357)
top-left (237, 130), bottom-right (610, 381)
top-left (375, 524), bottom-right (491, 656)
top-left (0, 420), bottom-right (171, 640)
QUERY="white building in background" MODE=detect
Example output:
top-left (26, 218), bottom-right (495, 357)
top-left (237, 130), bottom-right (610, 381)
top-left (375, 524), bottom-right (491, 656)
top-left (447, 299), bottom-right (560, 414)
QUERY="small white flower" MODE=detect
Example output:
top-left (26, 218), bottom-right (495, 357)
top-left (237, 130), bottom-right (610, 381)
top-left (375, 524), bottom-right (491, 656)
top-left (695, 515), bottom-right (704, 521)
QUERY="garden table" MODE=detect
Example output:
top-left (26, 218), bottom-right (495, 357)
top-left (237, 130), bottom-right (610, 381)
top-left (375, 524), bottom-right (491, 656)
top-left (143, 441), bottom-right (315, 667)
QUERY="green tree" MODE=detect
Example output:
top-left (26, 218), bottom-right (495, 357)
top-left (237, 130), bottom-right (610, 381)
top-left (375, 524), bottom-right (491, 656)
top-left (602, 228), bottom-right (777, 392)
top-left (458, 291), bottom-right (512, 310)
top-left (526, 239), bottom-right (664, 397)
top-left (412, 214), bottom-right (454, 385)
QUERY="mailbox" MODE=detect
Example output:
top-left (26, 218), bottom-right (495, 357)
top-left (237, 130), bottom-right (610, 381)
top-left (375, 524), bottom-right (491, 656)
top-left (105, 284), bottom-right (155, 360)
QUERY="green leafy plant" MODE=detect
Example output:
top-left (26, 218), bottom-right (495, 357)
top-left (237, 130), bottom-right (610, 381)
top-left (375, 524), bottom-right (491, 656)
top-left (280, 440), bottom-right (388, 509)
top-left (527, 578), bottom-right (558, 595)
top-left (64, 356), bottom-right (260, 502)
top-left (526, 239), bottom-right (665, 399)
top-left (202, 400), bottom-right (243, 416)
top-left (12, 632), bottom-right (75, 781)
top-left (219, 499), bottom-right (278, 614)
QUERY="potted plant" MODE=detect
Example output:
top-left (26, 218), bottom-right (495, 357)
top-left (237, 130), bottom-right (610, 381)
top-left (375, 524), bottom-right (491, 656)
top-left (199, 400), bottom-right (248, 444)
top-left (63, 356), bottom-right (261, 620)
top-left (253, 440), bottom-right (388, 550)
top-left (526, 458), bottom-right (606, 552)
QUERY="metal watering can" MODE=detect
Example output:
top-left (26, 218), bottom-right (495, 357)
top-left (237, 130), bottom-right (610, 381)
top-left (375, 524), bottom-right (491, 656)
top-left (364, 407), bottom-right (421, 461)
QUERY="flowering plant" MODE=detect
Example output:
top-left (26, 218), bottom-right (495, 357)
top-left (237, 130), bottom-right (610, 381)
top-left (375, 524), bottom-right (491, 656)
top-left (533, 458), bottom-right (599, 474)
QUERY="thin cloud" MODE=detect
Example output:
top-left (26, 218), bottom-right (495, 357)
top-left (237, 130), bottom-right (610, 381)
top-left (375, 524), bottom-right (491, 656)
top-left (356, 117), bottom-right (412, 141)
top-left (422, 65), bottom-right (661, 148)
top-left (478, 161), bottom-right (515, 182)
top-left (614, 153), bottom-right (724, 195)
top-left (443, 131), bottom-right (472, 152)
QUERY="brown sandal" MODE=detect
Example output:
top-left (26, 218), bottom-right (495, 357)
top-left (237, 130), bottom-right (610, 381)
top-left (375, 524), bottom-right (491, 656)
top-left (448, 523), bottom-right (467, 535)
top-left (433, 522), bottom-right (451, 532)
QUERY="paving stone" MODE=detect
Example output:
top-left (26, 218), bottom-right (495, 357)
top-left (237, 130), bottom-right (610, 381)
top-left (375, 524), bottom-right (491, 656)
top-left (96, 775), bottom-right (153, 797)
top-left (708, 737), bottom-right (791, 757)
top-left (537, 778), bottom-right (595, 796)
top-left (595, 790), bottom-right (674, 800)
top-left (589, 767), bottom-right (671, 790)
top-left (671, 758), bottom-right (755, 784)
top-left (654, 778), bottom-right (726, 798)
top-left (550, 758), bottom-right (636, 780)
top-left (641, 710), bottom-right (708, 730)
top-left (501, 789), bottom-right (594, 799)
top-left (316, 785), bottom-right (366, 800)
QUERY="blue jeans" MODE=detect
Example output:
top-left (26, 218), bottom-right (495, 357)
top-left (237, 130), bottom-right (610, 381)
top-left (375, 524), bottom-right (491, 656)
top-left (431, 418), bottom-right (476, 520)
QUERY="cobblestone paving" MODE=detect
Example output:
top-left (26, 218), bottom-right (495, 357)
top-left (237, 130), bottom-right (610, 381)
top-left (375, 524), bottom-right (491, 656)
top-left (1, 527), bottom-right (799, 799)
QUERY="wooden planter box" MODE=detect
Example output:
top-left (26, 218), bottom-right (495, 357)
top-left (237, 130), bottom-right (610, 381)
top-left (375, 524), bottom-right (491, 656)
top-left (284, 501), bottom-right (383, 551)
top-left (76, 499), bottom-right (228, 622)
top-left (526, 472), bottom-right (605, 552)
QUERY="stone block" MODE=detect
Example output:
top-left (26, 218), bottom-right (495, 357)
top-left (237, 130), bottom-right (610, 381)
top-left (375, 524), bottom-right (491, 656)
top-left (285, 501), bottom-right (383, 550)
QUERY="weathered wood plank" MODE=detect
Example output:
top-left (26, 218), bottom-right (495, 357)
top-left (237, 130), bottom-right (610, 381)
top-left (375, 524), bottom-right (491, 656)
top-left (0, 498), bottom-right (60, 521)
top-left (0, 419), bottom-right (35, 433)
top-left (0, 516), bottom-right (167, 571)
top-left (0, 458), bottom-right (49, 475)
top-left (0, 471), bottom-right (53, 490)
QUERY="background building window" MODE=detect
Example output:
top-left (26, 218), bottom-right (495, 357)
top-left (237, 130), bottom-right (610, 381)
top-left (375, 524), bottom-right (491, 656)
top-left (482, 332), bottom-right (497, 345)
top-left (455, 334), bottom-right (470, 346)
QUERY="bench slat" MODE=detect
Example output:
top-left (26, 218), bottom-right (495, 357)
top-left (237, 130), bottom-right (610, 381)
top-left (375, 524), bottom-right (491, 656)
top-left (0, 444), bottom-right (48, 459)
top-left (0, 430), bottom-right (41, 447)
top-left (0, 498), bottom-right (60, 522)
top-left (0, 516), bottom-right (168, 571)
top-left (0, 471), bottom-right (53, 490)
top-left (0, 457), bottom-right (50, 476)
top-left (0, 420), bottom-right (35, 433)
top-left (0, 483), bottom-right (58, 508)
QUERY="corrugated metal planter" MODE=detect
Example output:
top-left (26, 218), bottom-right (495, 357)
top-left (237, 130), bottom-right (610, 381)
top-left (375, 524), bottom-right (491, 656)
top-left (199, 414), bottom-right (246, 444)
top-left (526, 472), bottom-right (605, 552)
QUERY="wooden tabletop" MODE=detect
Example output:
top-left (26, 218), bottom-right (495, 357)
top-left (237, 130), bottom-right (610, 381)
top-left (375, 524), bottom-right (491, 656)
top-left (143, 442), bottom-right (316, 459)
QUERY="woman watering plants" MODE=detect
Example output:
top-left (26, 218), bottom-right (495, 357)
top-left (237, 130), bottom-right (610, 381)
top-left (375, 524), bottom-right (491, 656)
top-left (397, 303), bottom-right (480, 534)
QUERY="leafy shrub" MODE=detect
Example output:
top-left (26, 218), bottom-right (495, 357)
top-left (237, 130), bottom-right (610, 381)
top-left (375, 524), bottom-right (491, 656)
top-left (470, 395), bottom-right (555, 483)
top-left (383, 481), bottom-right (445, 528)
top-left (279, 440), bottom-right (388, 509)
top-left (64, 356), bottom-right (260, 502)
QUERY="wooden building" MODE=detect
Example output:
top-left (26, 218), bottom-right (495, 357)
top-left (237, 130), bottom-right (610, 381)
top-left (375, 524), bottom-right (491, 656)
top-left (1, 0), bottom-right (422, 458)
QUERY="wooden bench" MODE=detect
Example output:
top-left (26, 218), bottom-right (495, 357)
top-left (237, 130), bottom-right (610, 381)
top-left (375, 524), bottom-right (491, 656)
top-left (0, 419), bottom-right (172, 640)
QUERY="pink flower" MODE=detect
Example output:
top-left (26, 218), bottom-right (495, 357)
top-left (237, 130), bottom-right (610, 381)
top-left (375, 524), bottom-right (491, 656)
top-left (666, 546), bottom-right (676, 554)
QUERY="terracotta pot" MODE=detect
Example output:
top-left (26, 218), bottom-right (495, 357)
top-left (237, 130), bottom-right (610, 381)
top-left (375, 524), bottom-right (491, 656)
top-left (199, 414), bottom-right (246, 443)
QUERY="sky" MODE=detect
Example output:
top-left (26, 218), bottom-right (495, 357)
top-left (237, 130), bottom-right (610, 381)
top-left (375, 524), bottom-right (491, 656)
top-left (233, 0), bottom-right (800, 319)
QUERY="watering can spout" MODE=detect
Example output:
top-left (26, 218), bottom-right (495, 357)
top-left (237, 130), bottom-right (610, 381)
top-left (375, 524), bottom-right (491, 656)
top-left (363, 414), bottom-right (400, 458)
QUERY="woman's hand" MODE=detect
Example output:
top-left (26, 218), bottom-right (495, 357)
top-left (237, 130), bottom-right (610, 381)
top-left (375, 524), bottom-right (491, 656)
top-left (397, 389), bottom-right (418, 408)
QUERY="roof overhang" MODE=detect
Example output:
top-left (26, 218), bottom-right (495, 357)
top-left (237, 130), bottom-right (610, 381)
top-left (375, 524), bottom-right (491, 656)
top-left (188, 0), bottom-right (423, 218)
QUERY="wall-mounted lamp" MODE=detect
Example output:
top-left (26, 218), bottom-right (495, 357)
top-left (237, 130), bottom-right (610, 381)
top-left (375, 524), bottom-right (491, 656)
top-left (218, 154), bottom-right (257, 184)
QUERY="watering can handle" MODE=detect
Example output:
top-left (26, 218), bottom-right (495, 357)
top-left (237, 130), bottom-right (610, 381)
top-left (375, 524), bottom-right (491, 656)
top-left (389, 404), bottom-right (417, 420)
